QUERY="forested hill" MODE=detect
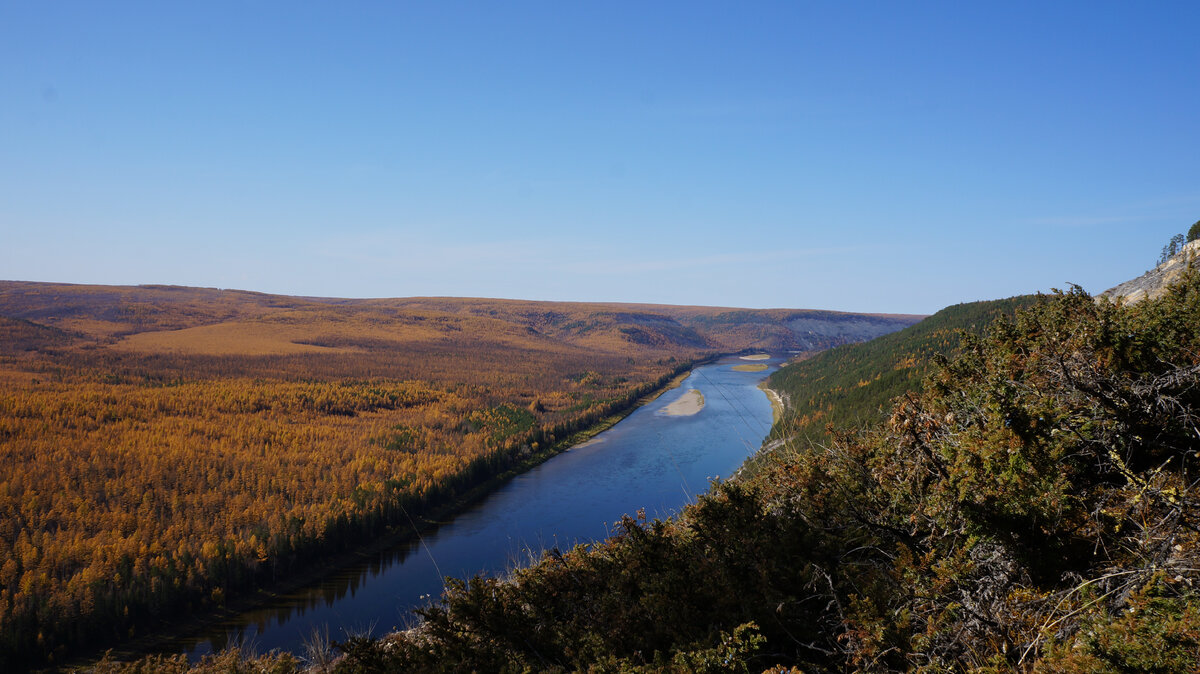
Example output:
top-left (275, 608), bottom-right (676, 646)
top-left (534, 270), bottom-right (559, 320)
top-left (763, 295), bottom-right (1038, 449)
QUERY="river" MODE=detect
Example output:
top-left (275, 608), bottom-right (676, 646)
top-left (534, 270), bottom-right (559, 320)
top-left (178, 354), bottom-right (783, 659)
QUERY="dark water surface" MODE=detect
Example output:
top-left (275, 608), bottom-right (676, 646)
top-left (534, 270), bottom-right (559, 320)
top-left (180, 355), bottom-right (782, 658)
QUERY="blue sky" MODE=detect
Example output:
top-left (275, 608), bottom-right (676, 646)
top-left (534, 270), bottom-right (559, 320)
top-left (3, 2), bottom-right (1199, 314)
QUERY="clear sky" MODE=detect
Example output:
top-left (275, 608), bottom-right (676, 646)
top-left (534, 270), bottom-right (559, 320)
top-left (3, 2), bottom-right (1199, 314)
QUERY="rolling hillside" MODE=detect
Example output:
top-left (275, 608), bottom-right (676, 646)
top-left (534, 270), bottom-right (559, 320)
top-left (0, 281), bottom-right (922, 360)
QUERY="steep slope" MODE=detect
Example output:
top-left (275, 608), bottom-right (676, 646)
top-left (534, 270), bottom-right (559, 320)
top-left (662, 306), bottom-right (924, 352)
top-left (1101, 238), bottom-right (1200, 304)
top-left (763, 295), bottom-right (1038, 448)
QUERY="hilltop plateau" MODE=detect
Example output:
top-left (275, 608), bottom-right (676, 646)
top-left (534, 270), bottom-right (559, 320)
top-left (0, 281), bottom-right (921, 362)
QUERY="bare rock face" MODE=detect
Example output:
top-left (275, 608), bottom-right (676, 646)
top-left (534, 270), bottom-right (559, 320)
top-left (1100, 239), bottom-right (1200, 304)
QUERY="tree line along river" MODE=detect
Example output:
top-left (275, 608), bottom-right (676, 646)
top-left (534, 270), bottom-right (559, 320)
top-left (168, 354), bottom-right (783, 660)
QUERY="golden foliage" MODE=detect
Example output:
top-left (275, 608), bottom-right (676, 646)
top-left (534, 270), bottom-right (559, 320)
top-left (0, 282), bottom-right (708, 668)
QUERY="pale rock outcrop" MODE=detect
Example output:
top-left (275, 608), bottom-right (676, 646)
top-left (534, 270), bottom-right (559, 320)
top-left (1100, 239), bottom-right (1200, 304)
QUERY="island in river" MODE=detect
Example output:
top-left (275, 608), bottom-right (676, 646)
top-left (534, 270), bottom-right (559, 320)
top-left (661, 388), bottom-right (705, 416)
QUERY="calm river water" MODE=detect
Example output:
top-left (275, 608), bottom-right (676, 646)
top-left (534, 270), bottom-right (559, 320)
top-left (179, 354), bottom-right (782, 658)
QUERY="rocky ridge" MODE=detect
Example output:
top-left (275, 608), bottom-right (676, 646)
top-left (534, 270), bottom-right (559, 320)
top-left (1101, 238), bottom-right (1200, 304)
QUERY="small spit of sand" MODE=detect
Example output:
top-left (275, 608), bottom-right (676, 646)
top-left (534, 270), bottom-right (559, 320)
top-left (661, 388), bottom-right (705, 416)
top-left (761, 385), bottom-right (785, 422)
top-left (739, 353), bottom-right (770, 361)
top-left (732, 363), bottom-right (768, 372)
top-left (573, 437), bottom-right (606, 450)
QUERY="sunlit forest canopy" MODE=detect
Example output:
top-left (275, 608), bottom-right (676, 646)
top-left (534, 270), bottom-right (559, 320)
top-left (0, 281), bottom-right (917, 669)
top-left (764, 295), bottom-right (1039, 450)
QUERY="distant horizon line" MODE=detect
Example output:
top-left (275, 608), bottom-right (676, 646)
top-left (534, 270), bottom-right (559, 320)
top-left (0, 278), bottom-right (935, 318)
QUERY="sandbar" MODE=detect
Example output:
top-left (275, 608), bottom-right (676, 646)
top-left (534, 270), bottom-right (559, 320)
top-left (732, 363), bottom-right (768, 372)
top-left (739, 353), bottom-right (770, 361)
top-left (661, 388), bottom-right (705, 416)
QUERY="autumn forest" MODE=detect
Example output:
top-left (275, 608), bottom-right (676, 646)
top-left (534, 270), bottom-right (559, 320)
top-left (0, 281), bottom-right (918, 669)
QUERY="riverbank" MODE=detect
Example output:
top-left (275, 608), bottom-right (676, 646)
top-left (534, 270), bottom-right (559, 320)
top-left (348, 354), bottom-right (783, 664)
top-left (729, 381), bottom-right (788, 484)
top-left (74, 361), bottom-right (704, 669)
top-left (759, 382), bottom-right (785, 423)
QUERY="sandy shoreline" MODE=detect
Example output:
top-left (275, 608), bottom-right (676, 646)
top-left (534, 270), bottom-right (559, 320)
top-left (760, 384), bottom-right (785, 423)
top-left (661, 388), bottom-right (705, 416)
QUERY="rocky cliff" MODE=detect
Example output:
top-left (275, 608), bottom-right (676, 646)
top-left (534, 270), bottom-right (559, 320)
top-left (1101, 238), bottom-right (1200, 304)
